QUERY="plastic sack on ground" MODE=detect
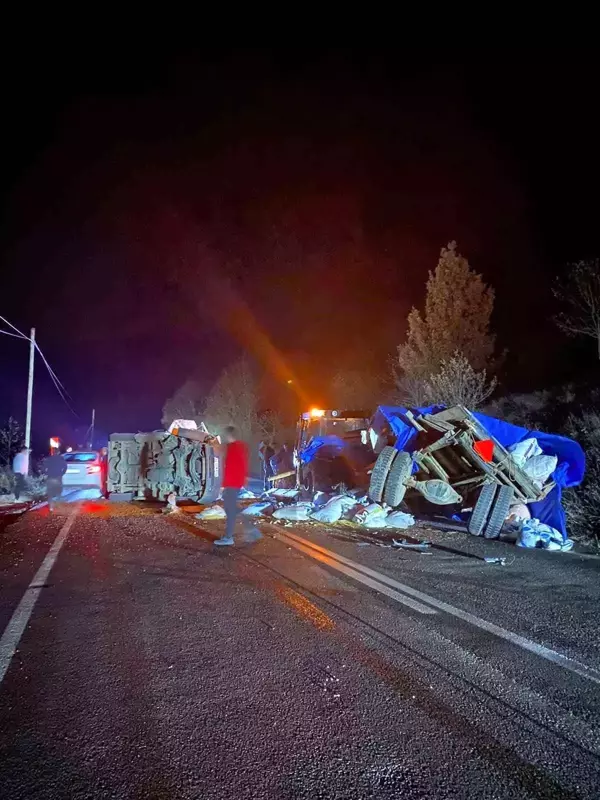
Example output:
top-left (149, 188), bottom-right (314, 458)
top-left (522, 454), bottom-right (558, 486)
top-left (355, 503), bottom-right (388, 528)
top-left (273, 502), bottom-right (314, 521)
top-left (506, 503), bottom-right (531, 523)
top-left (312, 491), bottom-right (330, 509)
top-left (196, 505), bottom-right (226, 520)
top-left (517, 518), bottom-right (573, 551)
top-left (238, 488), bottom-right (256, 499)
top-left (508, 438), bottom-right (543, 467)
top-left (386, 510), bottom-right (416, 529)
top-left (241, 501), bottom-right (275, 516)
top-left (310, 495), bottom-right (358, 524)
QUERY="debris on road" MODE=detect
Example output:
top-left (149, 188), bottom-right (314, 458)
top-left (272, 502), bottom-right (314, 521)
top-left (391, 538), bottom-right (431, 551)
top-left (517, 519), bottom-right (575, 552)
top-left (354, 503), bottom-right (388, 528)
top-left (195, 505), bottom-right (227, 520)
top-left (242, 501), bottom-right (275, 516)
top-left (310, 494), bottom-right (359, 523)
top-left (483, 556), bottom-right (509, 565)
top-left (162, 492), bottom-right (180, 514)
top-left (385, 510), bottom-right (416, 529)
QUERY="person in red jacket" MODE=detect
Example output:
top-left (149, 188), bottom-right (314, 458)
top-left (214, 426), bottom-right (262, 546)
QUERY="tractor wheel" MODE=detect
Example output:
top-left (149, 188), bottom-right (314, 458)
top-left (484, 485), bottom-right (514, 539)
top-left (383, 452), bottom-right (413, 508)
top-left (468, 484), bottom-right (497, 537)
top-left (368, 446), bottom-right (397, 503)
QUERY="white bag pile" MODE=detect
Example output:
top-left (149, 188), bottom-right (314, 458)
top-left (508, 438), bottom-right (557, 487)
top-left (522, 454), bottom-right (558, 487)
top-left (310, 494), bottom-right (359, 523)
top-left (354, 503), bottom-right (388, 528)
top-left (385, 510), bottom-right (416, 529)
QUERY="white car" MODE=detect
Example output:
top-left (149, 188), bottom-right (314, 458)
top-left (62, 451), bottom-right (104, 490)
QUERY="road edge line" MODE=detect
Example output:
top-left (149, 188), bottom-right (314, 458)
top-left (0, 504), bottom-right (79, 686)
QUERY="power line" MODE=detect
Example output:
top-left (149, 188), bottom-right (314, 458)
top-left (34, 342), bottom-right (71, 399)
top-left (1, 311), bottom-right (78, 418)
top-left (34, 341), bottom-right (78, 417)
top-left (0, 328), bottom-right (27, 340)
top-left (0, 314), bottom-right (29, 340)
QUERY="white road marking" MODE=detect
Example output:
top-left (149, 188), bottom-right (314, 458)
top-left (276, 533), bottom-right (436, 615)
top-left (280, 530), bottom-right (600, 686)
top-left (0, 505), bottom-right (79, 686)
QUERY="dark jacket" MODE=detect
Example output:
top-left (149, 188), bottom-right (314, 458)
top-left (45, 454), bottom-right (67, 480)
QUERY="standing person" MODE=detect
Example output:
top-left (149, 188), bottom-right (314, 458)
top-left (271, 442), bottom-right (294, 488)
top-left (214, 426), bottom-right (262, 546)
top-left (12, 446), bottom-right (30, 500)
top-left (44, 447), bottom-right (67, 512)
top-left (258, 440), bottom-right (275, 492)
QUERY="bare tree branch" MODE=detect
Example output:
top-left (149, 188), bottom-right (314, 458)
top-left (554, 260), bottom-right (600, 357)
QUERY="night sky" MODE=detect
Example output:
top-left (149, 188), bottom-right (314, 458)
top-left (1, 48), bottom-right (599, 449)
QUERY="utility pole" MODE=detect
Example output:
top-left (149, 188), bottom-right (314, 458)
top-left (89, 408), bottom-right (95, 449)
top-left (24, 327), bottom-right (35, 473)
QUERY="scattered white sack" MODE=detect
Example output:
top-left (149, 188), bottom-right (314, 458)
top-left (386, 510), bottom-right (416, 529)
top-left (310, 494), bottom-right (358, 523)
top-left (508, 438), bottom-right (543, 467)
top-left (238, 488), bottom-right (256, 499)
top-left (522, 454), bottom-right (557, 486)
top-left (163, 491), bottom-right (180, 514)
top-left (272, 502), bottom-right (314, 521)
top-left (168, 419), bottom-right (198, 433)
top-left (505, 503), bottom-right (531, 523)
top-left (195, 505), bottom-right (226, 520)
top-left (312, 491), bottom-right (329, 508)
top-left (346, 492), bottom-right (369, 506)
top-left (242, 501), bottom-right (275, 516)
top-left (355, 503), bottom-right (388, 528)
top-left (517, 518), bottom-right (570, 550)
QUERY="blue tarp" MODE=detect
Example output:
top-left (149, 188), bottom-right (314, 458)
top-left (300, 435), bottom-right (346, 464)
top-left (372, 405), bottom-right (585, 539)
top-left (299, 434), bottom-right (374, 471)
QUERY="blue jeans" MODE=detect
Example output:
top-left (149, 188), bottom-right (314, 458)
top-left (223, 488), bottom-right (254, 541)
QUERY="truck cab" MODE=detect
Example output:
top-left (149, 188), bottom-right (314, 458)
top-left (295, 409), bottom-right (374, 494)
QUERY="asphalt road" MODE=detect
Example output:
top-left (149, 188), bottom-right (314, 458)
top-left (1, 500), bottom-right (599, 799)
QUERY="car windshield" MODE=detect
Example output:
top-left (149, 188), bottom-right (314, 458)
top-left (63, 452), bottom-right (98, 463)
top-left (324, 418), bottom-right (368, 436)
top-left (304, 418), bottom-right (369, 443)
